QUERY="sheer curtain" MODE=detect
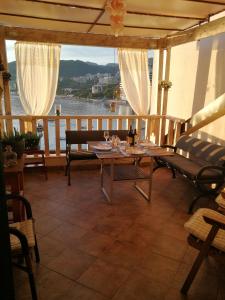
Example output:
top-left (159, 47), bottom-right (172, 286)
top-left (118, 48), bottom-right (151, 115)
top-left (15, 42), bottom-right (61, 115)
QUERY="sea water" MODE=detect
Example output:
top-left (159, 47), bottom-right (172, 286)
top-left (11, 95), bottom-right (134, 150)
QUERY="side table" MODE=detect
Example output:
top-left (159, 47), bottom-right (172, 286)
top-left (4, 156), bottom-right (25, 221)
top-left (24, 149), bottom-right (48, 180)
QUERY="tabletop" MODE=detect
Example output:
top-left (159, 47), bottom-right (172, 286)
top-left (87, 141), bottom-right (174, 160)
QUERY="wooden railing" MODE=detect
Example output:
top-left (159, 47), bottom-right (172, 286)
top-left (0, 114), bottom-right (184, 157)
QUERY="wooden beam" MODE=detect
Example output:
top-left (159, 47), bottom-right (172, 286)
top-left (157, 49), bottom-right (164, 115)
top-left (162, 48), bottom-right (171, 115)
top-left (4, 26), bottom-right (161, 49)
top-left (87, 0), bottom-right (107, 33)
top-left (166, 14), bottom-right (225, 47)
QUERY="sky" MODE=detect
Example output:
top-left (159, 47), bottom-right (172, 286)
top-left (6, 40), bottom-right (153, 65)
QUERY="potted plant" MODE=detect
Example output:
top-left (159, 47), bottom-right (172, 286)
top-left (1, 128), bottom-right (25, 158)
top-left (22, 132), bottom-right (42, 150)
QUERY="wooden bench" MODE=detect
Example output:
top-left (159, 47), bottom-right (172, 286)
top-left (154, 135), bottom-right (225, 213)
top-left (65, 130), bottom-right (128, 185)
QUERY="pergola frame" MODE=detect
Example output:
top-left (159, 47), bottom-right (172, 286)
top-left (1, 12), bottom-right (225, 121)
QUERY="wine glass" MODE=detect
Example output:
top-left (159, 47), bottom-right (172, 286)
top-left (104, 131), bottom-right (109, 142)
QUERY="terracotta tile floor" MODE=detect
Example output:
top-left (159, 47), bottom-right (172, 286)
top-left (14, 166), bottom-right (225, 300)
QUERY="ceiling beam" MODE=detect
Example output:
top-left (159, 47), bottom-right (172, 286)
top-left (166, 14), bottom-right (225, 47)
top-left (87, 1), bottom-right (107, 33)
top-left (3, 26), bottom-right (162, 49)
top-left (25, 0), bottom-right (205, 20)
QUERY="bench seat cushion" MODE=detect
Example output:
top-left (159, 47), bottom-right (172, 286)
top-left (69, 150), bottom-right (96, 160)
top-left (159, 153), bottom-right (222, 180)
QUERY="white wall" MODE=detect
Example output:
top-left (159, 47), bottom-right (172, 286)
top-left (167, 32), bottom-right (225, 144)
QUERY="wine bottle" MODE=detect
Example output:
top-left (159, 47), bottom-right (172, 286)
top-left (127, 125), bottom-right (134, 146)
top-left (134, 129), bottom-right (138, 145)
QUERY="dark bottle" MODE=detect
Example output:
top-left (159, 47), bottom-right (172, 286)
top-left (127, 125), bottom-right (134, 146)
top-left (133, 129), bottom-right (137, 145)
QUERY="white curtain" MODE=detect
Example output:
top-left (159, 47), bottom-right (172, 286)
top-left (15, 42), bottom-right (61, 115)
top-left (118, 48), bottom-right (151, 115)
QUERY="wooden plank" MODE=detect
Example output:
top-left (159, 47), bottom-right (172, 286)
top-left (137, 117), bottom-right (142, 137)
top-left (162, 48), bottom-right (171, 115)
top-left (167, 120), bottom-right (175, 145)
top-left (154, 117), bottom-right (160, 145)
top-left (77, 118), bottom-right (81, 130)
top-left (43, 118), bottom-right (49, 156)
top-left (19, 119), bottom-right (25, 133)
top-left (98, 118), bottom-right (102, 130)
top-left (146, 117), bottom-right (151, 140)
top-left (55, 118), bottom-right (60, 156)
top-left (175, 121), bottom-right (182, 143)
top-left (66, 118), bottom-right (71, 130)
top-left (157, 49), bottom-right (164, 115)
top-left (108, 118), bottom-right (112, 130)
top-left (87, 118), bottom-right (92, 130)
top-left (4, 26), bottom-right (160, 49)
top-left (160, 116), bottom-right (166, 145)
top-left (31, 118), bottom-right (36, 133)
top-left (118, 118), bottom-right (123, 130)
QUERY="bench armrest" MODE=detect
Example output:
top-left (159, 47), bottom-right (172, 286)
top-left (196, 166), bottom-right (225, 180)
top-left (161, 144), bottom-right (177, 152)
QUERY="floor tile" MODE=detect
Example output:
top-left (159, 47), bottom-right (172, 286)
top-left (78, 259), bottom-right (130, 298)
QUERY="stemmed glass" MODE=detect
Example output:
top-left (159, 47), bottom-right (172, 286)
top-left (104, 131), bottom-right (110, 142)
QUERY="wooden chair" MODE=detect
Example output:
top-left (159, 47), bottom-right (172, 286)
top-left (7, 195), bottom-right (40, 300)
top-left (181, 206), bottom-right (225, 294)
top-left (65, 130), bottom-right (128, 185)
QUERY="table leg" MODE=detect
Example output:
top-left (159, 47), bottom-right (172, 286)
top-left (134, 157), bottom-right (153, 202)
top-left (148, 157), bottom-right (153, 201)
top-left (101, 159), bottom-right (113, 204)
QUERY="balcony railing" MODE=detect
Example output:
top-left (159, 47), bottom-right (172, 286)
top-left (0, 114), bottom-right (184, 157)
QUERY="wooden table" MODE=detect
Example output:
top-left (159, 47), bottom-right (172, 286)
top-left (4, 157), bottom-right (25, 221)
top-left (88, 141), bottom-right (173, 203)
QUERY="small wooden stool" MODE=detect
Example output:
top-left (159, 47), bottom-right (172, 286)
top-left (24, 149), bottom-right (48, 180)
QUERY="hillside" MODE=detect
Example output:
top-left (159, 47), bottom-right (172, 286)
top-left (8, 60), bottom-right (119, 80)
top-left (8, 57), bottom-right (153, 79)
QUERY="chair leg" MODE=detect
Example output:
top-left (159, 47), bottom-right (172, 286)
top-left (181, 226), bottom-right (219, 294)
top-left (65, 163), bottom-right (68, 176)
top-left (34, 235), bottom-right (40, 263)
top-left (68, 163), bottom-right (71, 186)
top-left (171, 167), bottom-right (176, 178)
top-left (24, 253), bottom-right (38, 300)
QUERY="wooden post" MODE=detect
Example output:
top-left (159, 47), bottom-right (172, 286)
top-left (161, 48), bottom-right (171, 145)
top-left (157, 49), bottom-right (164, 115)
top-left (162, 47), bottom-right (171, 116)
top-left (0, 27), bottom-right (12, 132)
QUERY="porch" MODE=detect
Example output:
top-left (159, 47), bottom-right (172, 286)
top-left (14, 166), bottom-right (225, 300)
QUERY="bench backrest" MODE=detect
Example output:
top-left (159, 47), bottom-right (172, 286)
top-left (66, 130), bottom-right (128, 145)
top-left (175, 135), bottom-right (225, 167)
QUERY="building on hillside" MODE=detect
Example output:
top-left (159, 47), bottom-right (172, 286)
top-left (92, 84), bottom-right (103, 94)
